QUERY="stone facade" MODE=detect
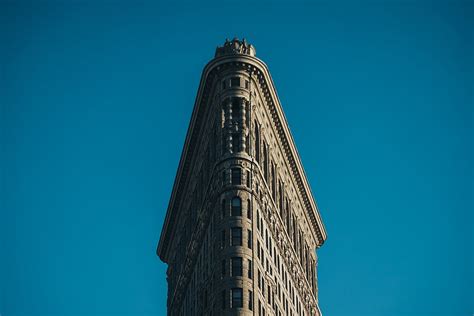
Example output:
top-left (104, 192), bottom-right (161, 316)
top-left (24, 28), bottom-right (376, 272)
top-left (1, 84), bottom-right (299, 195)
top-left (157, 38), bottom-right (327, 316)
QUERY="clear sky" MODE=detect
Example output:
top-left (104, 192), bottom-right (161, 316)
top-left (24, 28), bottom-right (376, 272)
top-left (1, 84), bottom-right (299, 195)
top-left (1, 1), bottom-right (472, 315)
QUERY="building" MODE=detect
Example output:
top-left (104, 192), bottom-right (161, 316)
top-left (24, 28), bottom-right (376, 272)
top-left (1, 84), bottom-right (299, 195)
top-left (157, 38), bottom-right (327, 316)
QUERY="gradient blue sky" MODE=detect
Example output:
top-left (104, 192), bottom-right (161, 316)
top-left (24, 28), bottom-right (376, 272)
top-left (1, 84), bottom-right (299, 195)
top-left (1, 1), bottom-right (473, 315)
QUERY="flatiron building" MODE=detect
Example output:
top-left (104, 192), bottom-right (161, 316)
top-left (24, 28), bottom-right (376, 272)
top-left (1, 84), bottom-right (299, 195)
top-left (157, 38), bottom-right (327, 316)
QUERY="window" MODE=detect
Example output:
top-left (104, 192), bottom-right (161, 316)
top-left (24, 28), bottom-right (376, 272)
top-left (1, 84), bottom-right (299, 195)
top-left (230, 77), bottom-right (240, 87)
top-left (231, 257), bottom-right (242, 276)
top-left (221, 259), bottom-right (226, 277)
top-left (248, 229), bottom-right (253, 249)
top-left (231, 288), bottom-right (243, 308)
top-left (257, 210), bottom-right (260, 231)
top-left (248, 259), bottom-right (253, 278)
top-left (247, 199), bottom-right (252, 219)
top-left (222, 80), bottom-right (226, 90)
top-left (222, 170), bottom-right (226, 184)
top-left (221, 199), bottom-right (226, 218)
top-left (246, 170), bottom-right (251, 187)
top-left (232, 99), bottom-right (240, 117)
top-left (231, 227), bottom-right (242, 246)
top-left (232, 133), bottom-right (240, 152)
top-left (263, 143), bottom-right (269, 181)
top-left (267, 285), bottom-right (271, 304)
top-left (231, 168), bottom-right (241, 185)
top-left (231, 197), bottom-right (241, 216)
top-left (255, 122), bottom-right (260, 163)
top-left (245, 80), bottom-right (250, 89)
top-left (249, 290), bottom-right (253, 310)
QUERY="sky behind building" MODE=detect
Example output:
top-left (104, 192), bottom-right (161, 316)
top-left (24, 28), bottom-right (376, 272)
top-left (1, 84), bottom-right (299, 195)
top-left (1, 1), bottom-right (473, 315)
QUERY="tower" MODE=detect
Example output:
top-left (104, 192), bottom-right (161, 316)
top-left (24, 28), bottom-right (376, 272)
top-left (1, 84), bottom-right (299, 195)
top-left (157, 38), bottom-right (327, 316)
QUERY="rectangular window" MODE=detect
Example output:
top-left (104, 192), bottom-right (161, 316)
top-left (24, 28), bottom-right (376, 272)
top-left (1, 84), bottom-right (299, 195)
top-left (245, 80), bottom-right (250, 89)
top-left (231, 168), bottom-right (241, 185)
top-left (247, 199), bottom-right (252, 219)
top-left (263, 143), bottom-right (268, 180)
top-left (231, 197), bottom-right (241, 216)
top-left (222, 80), bottom-right (226, 90)
top-left (222, 131), bottom-right (226, 154)
top-left (248, 259), bottom-right (253, 278)
top-left (221, 199), bottom-right (226, 218)
top-left (231, 227), bottom-right (242, 246)
top-left (248, 229), bottom-right (253, 249)
top-left (256, 210), bottom-right (260, 231)
top-left (230, 77), bottom-right (240, 87)
top-left (255, 123), bottom-right (260, 163)
top-left (231, 288), bottom-right (243, 308)
top-left (221, 259), bottom-right (226, 277)
top-left (221, 230), bottom-right (226, 248)
top-left (232, 133), bottom-right (240, 152)
top-left (249, 290), bottom-right (253, 310)
top-left (246, 170), bottom-right (251, 187)
top-left (231, 257), bottom-right (243, 277)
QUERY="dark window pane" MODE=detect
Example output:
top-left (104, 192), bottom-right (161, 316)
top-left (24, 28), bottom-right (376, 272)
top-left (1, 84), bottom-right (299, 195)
top-left (247, 199), bottom-right (252, 219)
top-left (232, 99), bottom-right (240, 115)
top-left (231, 77), bottom-right (240, 87)
top-left (231, 288), bottom-right (243, 308)
top-left (249, 290), bottom-right (253, 310)
top-left (232, 133), bottom-right (240, 152)
top-left (231, 168), bottom-right (241, 185)
top-left (248, 229), bottom-right (253, 249)
top-left (231, 197), bottom-right (242, 216)
top-left (231, 257), bottom-right (242, 276)
top-left (255, 123), bottom-right (260, 163)
top-left (231, 227), bottom-right (242, 246)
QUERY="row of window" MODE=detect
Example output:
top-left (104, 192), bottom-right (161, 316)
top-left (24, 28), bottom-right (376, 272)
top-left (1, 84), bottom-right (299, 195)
top-left (221, 257), bottom-right (253, 278)
top-left (220, 227), bottom-right (252, 249)
top-left (221, 288), bottom-right (253, 310)
top-left (254, 118), bottom-right (316, 289)
top-left (255, 208), bottom-right (309, 316)
top-left (221, 196), bottom-right (252, 219)
top-left (222, 77), bottom-right (250, 90)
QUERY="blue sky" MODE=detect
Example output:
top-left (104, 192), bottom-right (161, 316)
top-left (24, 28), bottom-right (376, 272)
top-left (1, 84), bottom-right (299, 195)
top-left (1, 1), bottom-right (472, 315)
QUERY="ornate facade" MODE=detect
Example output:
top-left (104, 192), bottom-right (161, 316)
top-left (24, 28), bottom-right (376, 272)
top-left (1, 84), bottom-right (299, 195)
top-left (157, 38), bottom-right (327, 316)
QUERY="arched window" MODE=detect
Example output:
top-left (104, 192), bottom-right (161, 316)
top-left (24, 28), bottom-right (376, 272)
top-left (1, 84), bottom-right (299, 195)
top-left (231, 197), bottom-right (242, 216)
